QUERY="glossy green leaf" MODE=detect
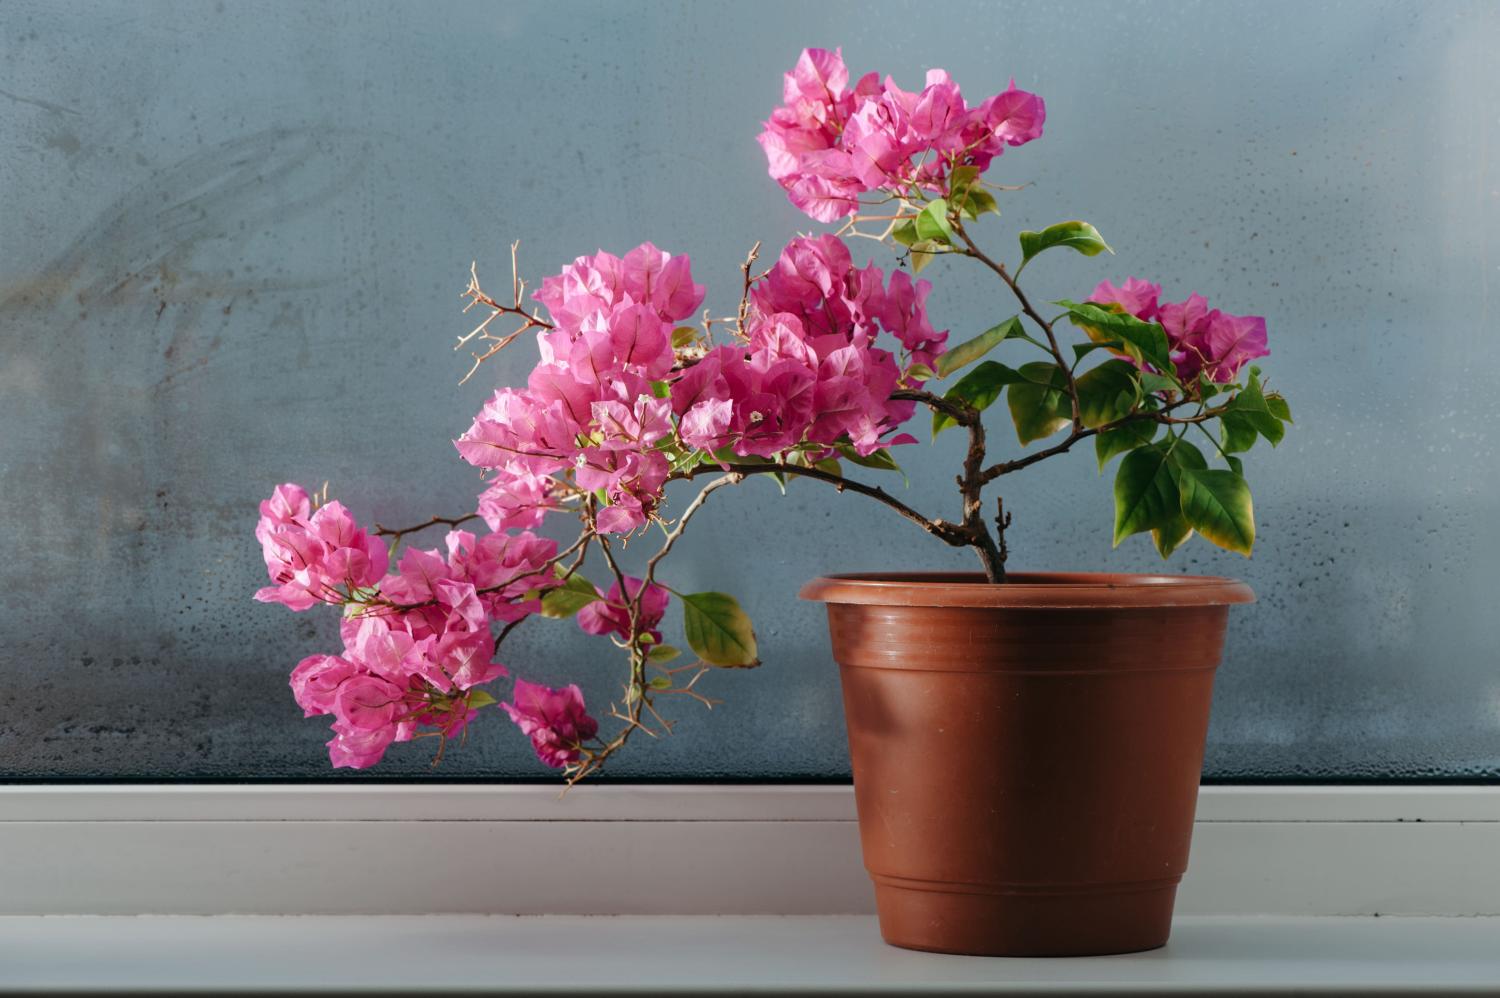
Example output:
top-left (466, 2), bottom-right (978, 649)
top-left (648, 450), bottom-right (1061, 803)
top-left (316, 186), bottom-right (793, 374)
top-left (932, 361), bottom-right (1027, 436)
top-left (1178, 468), bottom-right (1255, 555)
top-left (1152, 513), bottom-right (1193, 559)
top-left (1074, 359), bottom-right (1142, 429)
top-left (1111, 441), bottom-right (1204, 545)
top-left (915, 198), bottom-right (954, 244)
top-left (1058, 300), bottom-right (1174, 376)
top-left (961, 187), bottom-right (999, 219)
top-left (1018, 220), bottom-right (1113, 267)
top-left (1151, 446), bottom-right (1206, 558)
top-left (1138, 371), bottom-right (1180, 395)
top-left (1072, 339), bottom-right (1121, 364)
top-left (1221, 369), bottom-right (1284, 451)
top-left (540, 573), bottom-right (601, 619)
top-left (680, 591), bottom-right (759, 667)
top-left (1225, 454), bottom-right (1244, 476)
top-left (811, 457), bottom-right (842, 476)
top-left (1008, 362), bottom-right (1072, 445)
top-left (836, 443), bottom-right (905, 483)
top-left (1220, 412), bottom-right (1259, 454)
top-left (936, 316), bottom-right (1024, 377)
top-left (1094, 419), bottom-right (1157, 469)
top-left (933, 361), bottom-right (1027, 436)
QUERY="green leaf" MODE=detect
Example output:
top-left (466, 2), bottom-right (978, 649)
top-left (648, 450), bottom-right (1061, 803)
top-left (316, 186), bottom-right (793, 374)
top-left (915, 198), bottom-right (954, 244)
top-left (1112, 441), bottom-right (1204, 545)
top-left (947, 167), bottom-right (1000, 219)
top-left (1008, 362), bottom-right (1072, 445)
top-left (1074, 360), bottom-right (1142, 429)
top-left (1018, 221), bottom-right (1113, 268)
top-left (947, 165), bottom-right (980, 201)
top-left (1152, 513), bottom-right (1193, 559)
top-left (1072, 339), bottom-right (1121, 364)
top-left (1221, 369), bottom-right (1284, 451)
top-left (671, 326), bottom-right (698, 348)
top-left (812, 457), bottom-right (842, 476)
top-left (647, 644), bottom-right (682, 664)
top-left (933, 360), bottom-right (1027, 436)
top-left (1220, 413), bottom-right (1257, 454)
top-left (909, 239), bottom-right (943, 273)
top-left (891, 219), bottom-right (919, 247)
top-left (905, 362), bottom-right (937, 382)
top-left (680, 591), bottom-right (759, 667)
top-left (540, 573), bottom-right (601, 619)
top-left (836, 443), bottom-right (906, 484)
top-left (1266, 393), bottom-right (1292, 423)
top-left (1058, 300), bottom-right (1175, 376)
top-left (961, 188), bottom-right (999, 219)
top-left (1094, 419), bottom-right (1157, 469)
top-left (935, 316), bottom-right (1024, 377)
top-left (1225, 455), bottom-right (1244, 476)
top-left (1138, 371), bottom-right (1179, 395)
top-left (648, 675), bottom-right (673, 690)
top-left (466, 689), bottom-right (497, 709)
top-left (1178, 468), bottom-right (1255, 556)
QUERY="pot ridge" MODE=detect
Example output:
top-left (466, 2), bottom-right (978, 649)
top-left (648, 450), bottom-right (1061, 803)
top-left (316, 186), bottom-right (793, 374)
top-left (799, 570), bottom-right (1254, 609)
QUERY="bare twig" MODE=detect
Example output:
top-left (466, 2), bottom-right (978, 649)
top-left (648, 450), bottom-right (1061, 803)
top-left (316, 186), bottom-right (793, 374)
top-left (374, 512), bottom-right (481, 554)
top-left (736, 241), bottom-right (762, 333)
top-left (458, 246), bottom-right (556, 385)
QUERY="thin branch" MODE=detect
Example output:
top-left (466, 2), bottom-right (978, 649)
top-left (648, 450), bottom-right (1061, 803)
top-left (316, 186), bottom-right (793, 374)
top-left (671, 462), bottom-right (968, 546)
top-left (978, 399), bottom-right (1220, 483)
top-left (645, 473), bottom-right (744, 584)
top-left (736, 241), bottom-right (762, 333)
top-left (373, 512), bottom-right (481, 554)
top-left (893, 389), bottom-right (1002, 580)
top-left (457, 246), bottom-right (556, 385)
top-left (952, 218), bottom-right (1081, 428)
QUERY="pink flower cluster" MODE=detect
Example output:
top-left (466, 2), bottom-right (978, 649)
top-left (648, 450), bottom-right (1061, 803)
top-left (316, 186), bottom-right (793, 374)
top-left (674, 234), bottom-right (943, 459)
top-left (257, 483), bottom-right (577, 769)
top-left (502, 679), bottom-right (599, 769)
top-left (758, 48), bottom-right (1045, 221)
top-left (254, 484), bottom-right (387, 611)
top-left (457, 235), bottom-right (941, 533)
top-left (1089, 278), bottom-right (1270, 383)
top-left (455, 242), bottom-right (704, 535)
top-left (577, 575), bottom-right (670, 645)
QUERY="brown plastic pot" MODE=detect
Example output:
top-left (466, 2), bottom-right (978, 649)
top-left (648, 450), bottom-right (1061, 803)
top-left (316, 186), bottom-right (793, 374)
top-left (799, 572), bottom-right (1254, 957)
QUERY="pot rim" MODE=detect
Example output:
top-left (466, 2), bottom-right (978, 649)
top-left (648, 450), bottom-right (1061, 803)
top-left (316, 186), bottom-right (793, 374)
top-left (798, 571), bottom-right (1255, 609)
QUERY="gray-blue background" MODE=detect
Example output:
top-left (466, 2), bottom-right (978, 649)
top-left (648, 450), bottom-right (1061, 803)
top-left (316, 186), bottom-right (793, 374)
top-left (2, 0), bottom-right (1496, 780)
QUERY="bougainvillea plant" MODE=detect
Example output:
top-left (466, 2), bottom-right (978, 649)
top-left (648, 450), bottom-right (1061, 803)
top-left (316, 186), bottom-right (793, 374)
top-left (254, 48), bottom-right (1290, 779)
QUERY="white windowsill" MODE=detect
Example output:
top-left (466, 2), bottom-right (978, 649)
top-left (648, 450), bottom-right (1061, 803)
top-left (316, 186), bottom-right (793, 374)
top-left (2, 785), bottom-right (1498, 918)
top-left (3, 914), bottom-right (1499, 994)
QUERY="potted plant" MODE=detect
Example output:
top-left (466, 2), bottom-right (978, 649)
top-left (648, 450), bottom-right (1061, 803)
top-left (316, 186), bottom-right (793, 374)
top-left (253, 47), bottom-right (1287, 956)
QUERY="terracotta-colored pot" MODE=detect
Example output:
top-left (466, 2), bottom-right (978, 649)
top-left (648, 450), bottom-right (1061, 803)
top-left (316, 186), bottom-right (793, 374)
top-left (800, 572), bottom-right (1254, 957)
